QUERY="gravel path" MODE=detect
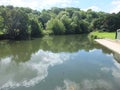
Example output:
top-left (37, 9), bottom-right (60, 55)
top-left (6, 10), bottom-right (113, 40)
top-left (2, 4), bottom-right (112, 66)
top-left (95, 39), bottom-right (120, 54)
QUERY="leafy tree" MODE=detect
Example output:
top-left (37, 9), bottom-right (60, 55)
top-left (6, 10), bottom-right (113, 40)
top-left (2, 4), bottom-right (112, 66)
top-left (39, 10), bottom-right (51, 29)
top-left (103, 14), bottom-right (120, 32)
top-left (72, 11), bottom-right (82, 20)
top-left (86, 9), bottom-right (99, 22)
top-left (0, 16), bottom-right (4, 31)
top-left (30, 20), bottom-right (42, 37)
top-left (51, 7), bottom-right (62, 15)
top-left (0, 6), bottom-right (120, 40)
top-left (69, 22), bottom-right (77, 34)
top-left (57, 11), bottom-right (69, 19)
top-left (93, 18), bottom-right (105, 30)
top-left (65, 7), bottom-right (80, 17)
top-left (60, 15), bottom-right (72, 34)
top-left (46, 18), bottom-right (65, 35)
top-left (1, 8), bottom-right (29, 39)
top-left (80, 20), bottom-right (89, 33)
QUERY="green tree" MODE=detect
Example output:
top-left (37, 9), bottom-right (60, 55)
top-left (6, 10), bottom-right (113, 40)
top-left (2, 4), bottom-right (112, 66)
top-left (1, 8), bottom-right (29, 39)
top-left (72, 11), bottom-right (82, 20)
top-left (46, 18), bottom-right (65, 35)
top-left (30, 20), bottom-right (42, 37)
top-left (51, 7), bottom-right (62, 15)
top-left (103, 14), bottom-right (120, 32)
top-left (0, 16), bottom-right (4, 31)
top-left (80, 20), bottom-right (89, 33)
top-left (60, 15), bottom-right (72, 34)
top-left (39, 10), bottom-right (51, 29)
top-left (93, 18), bottom-right (105, 30)
top-left (57, 11), bottom-right (69, 19)
top-left (65, 7), bottom-right (80, 17)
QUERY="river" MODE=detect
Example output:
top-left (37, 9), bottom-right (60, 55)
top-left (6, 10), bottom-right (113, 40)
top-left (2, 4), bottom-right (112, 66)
top-left (0, 35), bottom-right (120, 90)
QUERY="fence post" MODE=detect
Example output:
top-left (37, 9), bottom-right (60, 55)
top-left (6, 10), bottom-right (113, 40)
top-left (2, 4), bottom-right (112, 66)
top-left (116, 29), bottom-right (120, 39)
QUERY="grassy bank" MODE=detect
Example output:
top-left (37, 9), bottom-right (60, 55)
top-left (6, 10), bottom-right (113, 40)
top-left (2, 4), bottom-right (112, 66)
top-left (0, 31), bottom-right (3, 35)
top-left (89, 31), bottom-right (115, 39)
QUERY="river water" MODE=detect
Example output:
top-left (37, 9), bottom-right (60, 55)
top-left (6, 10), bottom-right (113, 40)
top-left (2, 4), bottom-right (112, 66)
top-left (0, 35), bottom-right (120, 90)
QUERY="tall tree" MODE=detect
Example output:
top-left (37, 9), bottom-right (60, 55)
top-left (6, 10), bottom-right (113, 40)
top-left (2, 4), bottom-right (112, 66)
top-left (39, 10), bottom-right (51, 29)
top-left (46, 18), bottom-right (65, 35)
top-left (1, 8), bottom-right (29, 39)
top-left (30, 20), bottom-right (42, 37)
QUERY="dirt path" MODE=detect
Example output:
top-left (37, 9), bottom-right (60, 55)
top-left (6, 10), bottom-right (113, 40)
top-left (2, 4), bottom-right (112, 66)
top-left (95, 39), bottom-right (120, 54)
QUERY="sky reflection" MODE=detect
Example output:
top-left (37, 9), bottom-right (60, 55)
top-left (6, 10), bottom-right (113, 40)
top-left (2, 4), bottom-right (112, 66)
top-left (0, 50), bottom-right (70, 90)
top-left (0, 49), bottom-right (120, 90)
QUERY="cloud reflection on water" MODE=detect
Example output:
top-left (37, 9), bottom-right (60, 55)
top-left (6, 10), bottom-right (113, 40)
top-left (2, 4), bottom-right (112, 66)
top-left (55, 79), bottom-right (113, 90)
top-left (0, 50), bottom-right (70, 90)
top-left (101, 57), bottom-right (120, 89)
top-left (0, 49), bottom-right (120, 90)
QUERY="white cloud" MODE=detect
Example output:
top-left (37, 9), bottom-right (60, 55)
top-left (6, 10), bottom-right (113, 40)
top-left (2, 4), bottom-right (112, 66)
top-left (0, 0), bottom-right (39, 10)
top-left (1, 0), bottom-right (120, 13)
top-left (35, 0), bottom-right (80, 10)
top-left (110, 0), bottom-right (120, 13)
top-left (83, 6), bottom-right (101, 12)
top-left (37, 0), bottom-right (71, 10)
top-left (0, 0), bottom-right (80, 10)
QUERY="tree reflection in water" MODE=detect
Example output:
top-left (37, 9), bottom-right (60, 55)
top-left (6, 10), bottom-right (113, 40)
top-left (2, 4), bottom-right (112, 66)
top-left (0, 35), bottom-right (119, 90)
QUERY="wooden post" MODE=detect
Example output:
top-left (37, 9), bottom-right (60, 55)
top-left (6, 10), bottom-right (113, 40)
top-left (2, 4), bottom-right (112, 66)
top-left (116, 29), bottom-right (120, 39)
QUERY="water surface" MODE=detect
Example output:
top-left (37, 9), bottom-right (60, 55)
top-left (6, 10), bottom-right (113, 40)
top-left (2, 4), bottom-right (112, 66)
top-left (0, 35), bottom-right (120, 90)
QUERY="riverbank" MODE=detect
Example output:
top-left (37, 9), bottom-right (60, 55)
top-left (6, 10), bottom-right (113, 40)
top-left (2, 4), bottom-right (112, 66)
top-left (95, 39), bottom-right (120, 54)
top-left (0, 31), bottom-right (116, 41)
top-left (89, 31), bottom-right (115, 39)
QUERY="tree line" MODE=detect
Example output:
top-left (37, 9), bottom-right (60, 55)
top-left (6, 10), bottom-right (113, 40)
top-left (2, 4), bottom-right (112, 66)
top-left (0, 5), bottom-right (120, 40)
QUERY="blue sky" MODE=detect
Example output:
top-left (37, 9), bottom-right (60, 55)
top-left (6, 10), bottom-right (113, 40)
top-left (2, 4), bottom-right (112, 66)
top-left (0, 0), bottom-right (120, 13)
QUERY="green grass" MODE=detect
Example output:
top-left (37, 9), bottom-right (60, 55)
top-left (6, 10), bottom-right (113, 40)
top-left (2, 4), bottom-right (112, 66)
top-left (0, 31), bottom-right (3, 35)
top-left (89, 31), bottom-right (115, 39)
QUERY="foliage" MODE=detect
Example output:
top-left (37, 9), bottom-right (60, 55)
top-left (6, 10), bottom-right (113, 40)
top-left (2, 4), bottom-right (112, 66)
top-left (38, 10), bottom-right (51, 29)
top-left (0, 16), bottom-right (4, 30)
top-left (42, 30), bottom-right (53, 35)
top-left (30, 20), bottom-right (42, 37)
top-left (93, 13), bottom-right (120, 32)
top-left (0, 5), bottom-right (120, 40)
top-left (103, 14), bottom-right (120, 32)
top-left (1, 9), bottom-right (29, 40)
top-left (46, 19), bottom-right (65, 35)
